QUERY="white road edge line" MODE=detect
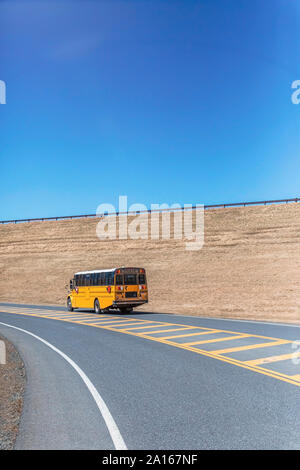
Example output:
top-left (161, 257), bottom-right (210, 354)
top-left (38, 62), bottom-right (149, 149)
top-left (0, 321), bottom-right (127, 450)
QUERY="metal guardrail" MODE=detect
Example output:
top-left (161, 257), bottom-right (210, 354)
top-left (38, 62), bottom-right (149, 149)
top-left (0, 197), bottom-right (299, 225)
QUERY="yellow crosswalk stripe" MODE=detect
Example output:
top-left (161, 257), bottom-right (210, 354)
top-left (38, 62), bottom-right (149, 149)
top-left (47, 314), bottom-right (97, 321)
top-left (212, 340), bottom-right (290, 355)
top-left (140, 327), bottom-right (192, 335)
top-left (245, 351), bottom-right (300, 366)
top-left (90, 318), bottom-right (143, 325)
top-left (160, 329), bottom-right (219, 340)
top-left (124, 324), bottom-right (166, 330)
top-left (46, 313), bottom-right (95, 318)
top-left (102, 321), bottom-right (152, 329)
top-left (291, 375), bottom-right (300, 381)
top-left (183, 334), bottom-right (250, 346)
top-left (105, 322), bottom-right (149, 328)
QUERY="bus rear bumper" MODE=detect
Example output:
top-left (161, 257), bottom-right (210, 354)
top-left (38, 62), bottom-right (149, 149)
top-left (113, 300), bottom-right (148, 308)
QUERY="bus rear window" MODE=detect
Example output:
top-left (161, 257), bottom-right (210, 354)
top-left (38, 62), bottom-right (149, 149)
top-left (115, 274), bottom-right (123, 285)
top-left (138, 274), bottom-right (146, 284)
top-left (124, 274), bottom-right (137, 285)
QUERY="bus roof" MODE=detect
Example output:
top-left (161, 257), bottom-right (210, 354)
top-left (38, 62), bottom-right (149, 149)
top-left (74, 267), bottom-right (144, 275)
top-left (74, 269), bottom-right (118, 275)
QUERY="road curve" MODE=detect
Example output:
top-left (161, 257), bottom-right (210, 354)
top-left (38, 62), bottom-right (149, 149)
top-left (1, 303), bottom-right (300, 449)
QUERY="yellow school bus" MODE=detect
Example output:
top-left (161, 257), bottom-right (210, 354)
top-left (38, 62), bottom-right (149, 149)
top-left (67, 267), bottom-right (148, 314)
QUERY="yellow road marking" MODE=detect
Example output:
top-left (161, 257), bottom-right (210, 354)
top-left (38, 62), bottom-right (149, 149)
top-left (49, 317), bottom-right (102, 322)
top-left (245, 351), bottom-right (300, 366)
top-left (45, 315), bottom-right (96, 320)
top-left (10, 310), bottom-right (66, 315)
top-left (106, 321), bottom-right (153, 328)
top-left (28, 312), bottom-right (92, 318)
top-left (138, 327), bottom-right (192, 335)
top-left (123, 324), bottom-right (167, 330)
top-left (88, 319), bottom-right (142, 325)
top-left (160, 329), bottom-right (218, 340)
top-left (2, 307), bottom-right (300, 388)
top-left (74, 317), bottom-right (116, 323)
top-left (31, 313), bottom-right (71, 317)
top-left (291, 375), bottom-right (300, 381)
top-left (183, 334), bottom-right (250, 346)
top-left (110, 330), bottom-right (300, 388)
top-left (212, 340), bottom-right (290, 355)
top-left (99, 322), bottom-right (147, 328)
top-left (126, 319), bottom-right (214, 331)
top-left (85, 321), bottom-right (145, 328)
top-left (80, 317), bottom-right (126, 323)
top-left (77, 316), bottom-right (125, 322)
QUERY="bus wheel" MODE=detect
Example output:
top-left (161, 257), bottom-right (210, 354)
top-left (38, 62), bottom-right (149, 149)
top-left (94, 299), bottom-right (101, 314)
top-left (120, 307), bottom-right (132, 314)
top-left (67, 297), bottom-right (73, 312)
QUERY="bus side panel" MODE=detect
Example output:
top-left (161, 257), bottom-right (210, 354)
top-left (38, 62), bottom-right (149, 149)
top-left (75, 287), bottom-right (88, 308)
top-left (89, 286), bottom-right (115, 309)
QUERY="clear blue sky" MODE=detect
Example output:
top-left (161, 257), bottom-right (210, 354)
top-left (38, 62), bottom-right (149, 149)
top-left (1, 0), bottom-right (300, 219)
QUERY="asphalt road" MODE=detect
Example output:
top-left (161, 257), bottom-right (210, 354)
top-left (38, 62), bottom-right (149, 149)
top-left (1, 302), bottom-right (300, 449)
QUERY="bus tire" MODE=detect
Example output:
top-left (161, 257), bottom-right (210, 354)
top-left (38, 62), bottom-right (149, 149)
top-left (67, 297), bottom-right (73, 312)
top-left (94, 299), bottom-right (101, 314)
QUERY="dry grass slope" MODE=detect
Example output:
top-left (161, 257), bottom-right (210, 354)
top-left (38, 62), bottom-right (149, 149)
top-left (0, 203), bottom-right (300, 323)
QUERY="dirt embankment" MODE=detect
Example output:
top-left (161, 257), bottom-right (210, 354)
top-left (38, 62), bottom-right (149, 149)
top-left (0, 203), bottom-right (300, 323)
top-left (0, 334), bottom-right (25, 449)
